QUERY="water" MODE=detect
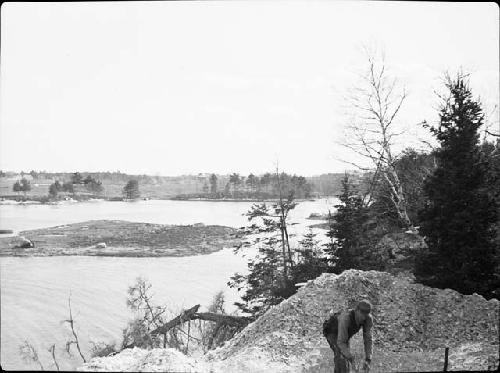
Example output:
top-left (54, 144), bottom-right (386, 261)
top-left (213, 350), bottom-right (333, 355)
top-left (0, 198), bottom-right (337, 370)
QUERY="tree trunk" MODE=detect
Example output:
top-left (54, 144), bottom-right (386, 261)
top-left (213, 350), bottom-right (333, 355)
top-left (151, 305), bottom-right (250, 336)
top-left (193, 312), bottom-right (249, 327)
top-left (151, 305), bottom-right (200, 335)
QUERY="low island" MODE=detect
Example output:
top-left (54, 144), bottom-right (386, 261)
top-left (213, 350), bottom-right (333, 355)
top-left (0, 220), bottom-right (240, 257)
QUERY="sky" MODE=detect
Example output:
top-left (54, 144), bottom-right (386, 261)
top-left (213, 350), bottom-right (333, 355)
top-left (1, 1), bottom-right (498, 177)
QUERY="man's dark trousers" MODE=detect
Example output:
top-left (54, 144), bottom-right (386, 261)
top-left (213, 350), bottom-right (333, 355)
top-left (325, 333), bottom-right (350, 373)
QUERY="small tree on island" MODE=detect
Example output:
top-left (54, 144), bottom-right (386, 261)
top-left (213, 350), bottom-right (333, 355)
top-left (62, 181), bottom-right (74, 195)
top-left (209, 174), bottom-right (218, 196)
top-left (84, 176), bottom-right (104, 195)
top-left (13, 181), bottom-right (22, 195)
top-left (71, 172), bottom-right (84, 185)
top-left (49, 181), bottom-right (63, 199)
top-left (123, 180), bottom-right (140, 200)
top-left (13, 178), bottom-right (31, 198)
top-left (415, 73), bottom-right (499, 299)
top-left (49, 183), bottom-right (58, 199)
top-left (22, 178), bottom-right (30, 195)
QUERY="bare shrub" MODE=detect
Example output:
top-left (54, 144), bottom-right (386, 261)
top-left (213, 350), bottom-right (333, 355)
top-left (122, 277), bottom-right (175, 350)
top-left (89, 341), bottom-right (117, 358)
top-left (196, 291), bottom-right (239, 352)
top-left (19, 340), bottom-right (44, 370)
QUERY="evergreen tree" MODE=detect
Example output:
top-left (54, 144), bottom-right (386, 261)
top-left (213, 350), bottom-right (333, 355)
top-left (71, 172), bottom-right (83, 185)
top-left (229, 173), bottom-right (241, 197)
top-left (246, 173), bottom-right (258, 194)
top-left (229, 190), bottom-right (297, 318)
top-left (48, 180), bottom-right (63, 198)
top-left (209, 174), bottom-right (218, 195)
top-left (326, 174), bottom-right (370, 273)
top-left (291, 229), bottom-right (329, 284)
top-left (13, 180), bottom-right (22, 195)
top-left (49, 183), bottom-right (59, 198)
top-left (20, 178), bottom-right (31, 197)
top-left (84, 176), bottom-right (104, 195)
top-left (62, 181), bottom-right (74, 195)
top-left (123, 180), bottom-right (140, 199)
top-left (416, 74), bottom-right (499, 298)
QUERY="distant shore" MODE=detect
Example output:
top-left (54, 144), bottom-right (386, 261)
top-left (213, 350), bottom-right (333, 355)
top-left (169, 197), bottom-right (318, 203)
top-left (0, 195), bottom-right (324, 205)
top-left (0, 220), bottom-right (241, 257)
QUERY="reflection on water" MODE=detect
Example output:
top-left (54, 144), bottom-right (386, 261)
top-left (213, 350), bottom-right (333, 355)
top-left (0, 199), bottom-right (337, 370)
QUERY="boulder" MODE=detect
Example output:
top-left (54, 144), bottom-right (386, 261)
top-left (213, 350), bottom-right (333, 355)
top-left (17, 237), bottom-right (34, 248)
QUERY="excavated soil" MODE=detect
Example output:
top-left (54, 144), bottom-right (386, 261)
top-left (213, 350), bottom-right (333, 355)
top-left (209, 270), bottom-right (499, 372)
top-left (81, 270), bottom-right (499, 372)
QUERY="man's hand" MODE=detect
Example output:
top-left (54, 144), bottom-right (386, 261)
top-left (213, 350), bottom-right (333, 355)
top-left (362, 359), bottom-right (371, 373)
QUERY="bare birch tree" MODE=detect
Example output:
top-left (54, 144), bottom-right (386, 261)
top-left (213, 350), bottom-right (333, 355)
top-left (342, 50), bottom-right (412, 228)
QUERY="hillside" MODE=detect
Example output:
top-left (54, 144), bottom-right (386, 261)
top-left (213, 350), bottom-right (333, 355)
top-left (80, 270), bottom-right (499, 372)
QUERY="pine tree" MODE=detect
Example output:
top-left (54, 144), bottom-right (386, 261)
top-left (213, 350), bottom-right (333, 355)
top-left (123, 180), bottom-right (140, 200)
top-left (20, 178), bottom-right (31, 197)
top-left (416, 74), bottom-right (499, 298)
top-left (229, 189), bottom-right (297, 318)
top-left (13, 180), bottom-right (22, 195)
top-left (291, 229), bottom-right (329, 284)
top-left (209, 174), bottom-right (218, 196)
top-left (326, 174), bottom-right (370, 273)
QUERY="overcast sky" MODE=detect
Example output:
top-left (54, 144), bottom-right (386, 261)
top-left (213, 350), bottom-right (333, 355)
top-left (1, 1), bottom-right (498, 176)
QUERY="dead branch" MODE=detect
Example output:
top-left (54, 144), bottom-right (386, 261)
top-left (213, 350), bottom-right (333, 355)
top-left (485, 130), bottom-right (500, 138)
top-left (64, 293), bottom-right (86, 363)
top-left (151, 305), bottom-right (201, 335)
top-left (19, 340), bottom-right (44, 370)
top-left (151, 305), bottom-right (250, 336)
top-left (48, 344), bottom-right (60, 371)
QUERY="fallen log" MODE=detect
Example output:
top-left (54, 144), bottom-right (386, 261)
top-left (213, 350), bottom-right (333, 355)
top-left (151, 304), bottom-right (201, 335)
top-left (192, 312), bottom-right (250, 327)
top-left (151, 305), bottom-right (250, 335)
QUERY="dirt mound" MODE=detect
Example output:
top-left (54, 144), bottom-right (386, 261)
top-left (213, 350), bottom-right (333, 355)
top-left (79, 347), bottom-right (210, 372)
top-left (81, 270), bottom-right (499, 372)
top-left (207, 270), bottom-right (499, 372)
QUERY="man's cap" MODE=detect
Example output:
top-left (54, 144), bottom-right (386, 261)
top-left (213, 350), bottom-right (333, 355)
top-left (357, 300), bottom-right (372, 313)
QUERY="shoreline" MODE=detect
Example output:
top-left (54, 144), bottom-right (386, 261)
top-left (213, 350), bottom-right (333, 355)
top-left (0, 196), bottom-right (327, 205)
top-left (0, 220), bottom-right (241, 258)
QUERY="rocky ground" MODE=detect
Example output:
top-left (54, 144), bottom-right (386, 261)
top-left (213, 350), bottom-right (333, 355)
top-left (80, 269), bottom-right (499, 372)
top-left (0, 220), bottom-right (239, 257)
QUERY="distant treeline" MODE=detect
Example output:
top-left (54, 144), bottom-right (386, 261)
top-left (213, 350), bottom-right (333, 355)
top-left (0, 170), bottom-right (360, 199)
